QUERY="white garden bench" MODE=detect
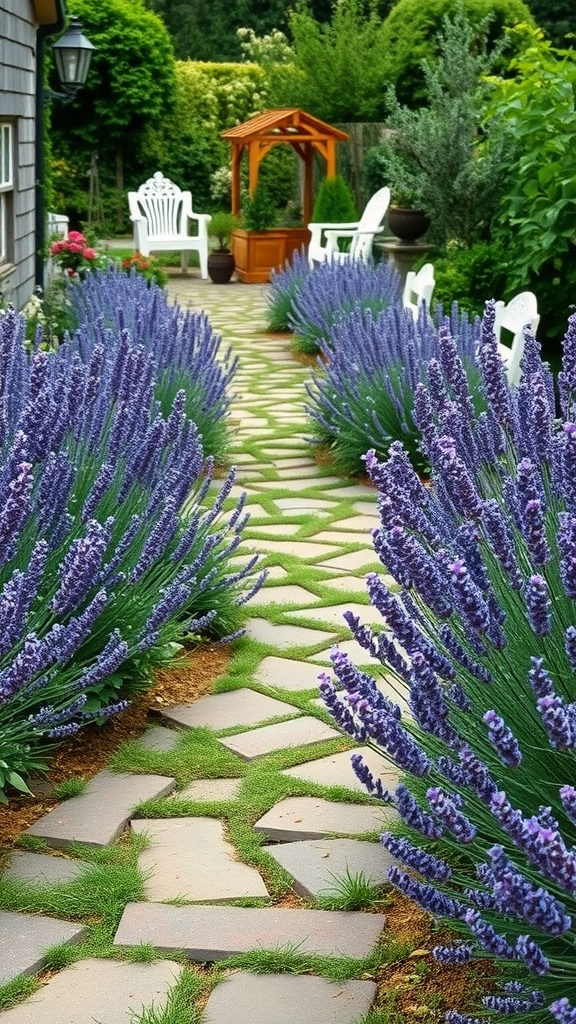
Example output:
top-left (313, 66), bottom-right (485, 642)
top-left (128, 172), bottom-right (211, 278)
top-left (494, 291), bottom-right (540, 387)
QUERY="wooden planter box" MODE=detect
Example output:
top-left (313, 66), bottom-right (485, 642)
top-left (231, 227), bottom-right (310, 284)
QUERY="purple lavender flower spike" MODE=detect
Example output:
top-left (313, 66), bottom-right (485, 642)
top-left (464, 909), bottom-right (515, 958)
top-left (483, 710), bottom-right (522, 767)
top-left (483, 991), bottom-right (544, 1013)
top-left (51, 518), bottom-right (112, 615)
top-left (432, 944), bottom-right (473, 964)
top-left (395, 783), bottom-right (443, 839)
top-left (478, 300), bottom-right (514, 432)
top-left (381, 832), bottom-right (451, 880)
top-left (351, 753), bottom-right (393, 801)
top-left (551, 998), bottom-right (576, 1024)
top-left (559, 785), bottom-right (576, 825)
top-left (558, 512), bottom-right (576, 598)
top-left (514, 935), bottom-right (550, 976)
top-left (536, 694), bottom-right (576, 749)
top-left (558, 312), bottom-right (576, 419)
top-left (447, 558), bottom-right (490, 636)
top-left (488, 844), bottom-right (571, 936)
top-left (434, 437), bottom-right (483, 517)
top-left (427, 786), bottom-right (477, 842)
top-left (387, 865), bottom-right (466, 918)
top-left (444, 1014), bottom-right (484, 1024)
top-left (527, 656), bottom-right (554, 699)
top-left (480, 499), bottom-right (522, 588)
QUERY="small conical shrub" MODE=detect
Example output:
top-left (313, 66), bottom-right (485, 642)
top-left (311, 175), bottom-right (358, 223)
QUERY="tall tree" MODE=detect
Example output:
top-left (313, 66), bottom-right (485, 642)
top-left (50, 0), bottom-right (176, 223)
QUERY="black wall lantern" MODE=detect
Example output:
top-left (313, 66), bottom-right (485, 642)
top-left (35, 16), bottom-right (95, 289)
top-left (51, 17), bottom-right (95, 101)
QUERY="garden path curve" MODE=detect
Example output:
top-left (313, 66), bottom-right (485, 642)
top-left (0, 276), bottom-right (402, 1024)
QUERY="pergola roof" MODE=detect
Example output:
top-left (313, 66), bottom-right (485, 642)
top-left (221, 108), bottom-right (349, 144)
top-left (221, 108), bottom-right (349, 223)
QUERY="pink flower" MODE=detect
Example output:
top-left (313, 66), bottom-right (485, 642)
top-left (68, 243), bottom-right (83, 254)
top-left (68, 230), bottom-right (86, 243)
top-left (50, 241), bottom-right (64, 254)
top-left (83, 248), bottom-right (97, 260)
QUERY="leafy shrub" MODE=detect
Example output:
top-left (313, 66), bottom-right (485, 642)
top-left (487, 28), bottom-right (576, 343)
top-left (424, 240), bottom-right (509, 316)
top-left (67, 268), bottom-right (237, 463)
top-left (380, 0), bottom-right (534, 105)
top-left (289, 259), bottom-right (402, 355)
top-left (267, 249), bottom-right (311, 332)
top-left (322, 305), bottom-right (576, 1019)
top-left (306, 303), bottom-right (481, 475)
top-left (0, 293), bottom-right (260, 797)
top-left (241, 180), bottom-right (277, 231)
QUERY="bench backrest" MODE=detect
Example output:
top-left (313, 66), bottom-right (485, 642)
top-left (350, 186), bottom-right (391, 260)
top-left (128, 172), bottom-right (189, 240)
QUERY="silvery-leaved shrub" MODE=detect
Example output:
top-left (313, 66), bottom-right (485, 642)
top-left (322, 304), bottom-right (576, 1021)
top-left (0, 305), bottom-right (261, 799)
top-left (306, 301), bottom-right (481, 476)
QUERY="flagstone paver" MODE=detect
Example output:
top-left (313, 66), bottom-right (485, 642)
top-left (283, 602), bottom-right (386, 628)
top-left (3, 852), bottom-right (90, 885)
top-left (309, 639), bottom-right (380, 666)
top-left (0, 911), bottom-right (87, 985)
top-left (282, 746), bottom-right (400, 795)
top-left (254, 796), bottom-right (390, 841)
top-left (219, 716), bottom-right (341, 760)
top-left (244, 618), bottom-right (336, 648)
top-left (131, 818), bottom-right (269, 901)
top-left (202, 972), bottom-right (378, 1024)
top-left (137, 725), bottom-right (180, 752)
top-left (24, 771), bottom-right (176, 848)
top-left (175, 778), bottom-right (242, 801)
top-left (0, 958), bottom-right (182, 1024)
top-left (254, 655), bottom-right (326, 692)
top-left (158, 688), bottom-right (300, 732)
top-left (241, 538), bottom-right (342, 558)
top-left (262, 839), bottom-right (396, 898)
top-left (316, 550), bottom-right (382, 571)
top-left (113, 903), bottom-right (386, 960)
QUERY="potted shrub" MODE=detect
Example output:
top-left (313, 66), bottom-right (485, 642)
top-left (231, 181), bottom-right (310, 284)
top-left (387, 190), bottom-right (431, 244)
top-left (207, 212), bottom-right (238, 284)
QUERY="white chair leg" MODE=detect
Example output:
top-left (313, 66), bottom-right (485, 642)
top-left (199, 247), bottom-right (208, 280)
top-left (181, 251), bottom-right (189, 275)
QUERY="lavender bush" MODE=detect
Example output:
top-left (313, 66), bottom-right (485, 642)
top-left (0, 306), bottom-right (261, 798)
top-left (321, 305), bottom-right (576, 1021)
top-left (67, 268), bottom-right (238, 462)
top-left (267, 249), bottom-right (311, 333)
top-left (289, 259), bottom-right (402, 355)
top-left (306, 303), bottom-right (481, 476)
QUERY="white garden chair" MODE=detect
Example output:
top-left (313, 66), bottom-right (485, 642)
top-left (307, 186), bottom-right (391, 267)
top-left (128, 172), bottom-right (212, 278)
top-left (493, 291), bottom-right (540, 386)
top-left (402, 262), bottom-right (435, 321)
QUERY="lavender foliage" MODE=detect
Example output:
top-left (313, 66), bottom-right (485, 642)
top-left (321, 303), bottom-right (576, 1021)
top-left (0, 291), bottom-right (259, 796)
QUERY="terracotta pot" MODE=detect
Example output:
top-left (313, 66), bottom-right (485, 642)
top-left (207, 250), bottom-right (235, 284)
top-left (387, 206), bottom-right (430, 244)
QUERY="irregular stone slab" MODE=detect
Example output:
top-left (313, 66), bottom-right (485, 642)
top-left (175, 778), bottom-right (242, 801)
top-left (353, 501), bottom-right (379, 514)
top-left (254, 797), bottom-right (389, 841)
top-left (271, 457), bottom-right (317, 468)
top-left (220, 717), bottom-right (341, 760)
top-left (331, 515), bottom-right (380, 531)
top-left (203, 972), bottom-right (378, 1024)
top-left (0, 957), bottom-right (182, 1024)
top-left (241, 539), bottom-right (341, 559)
top-left (282, 747), bottom-right (400, 795)
top-left (114, 903), bottom-right (386, 961)
top-left (274, 498), bottom-right (338, 510)
top-left (317, 551), bottom-right (381, 571)
top-left (131, 818), bottom-right (268, 901)
top-left (137, 726), bottom-right (180, 752)
top-left (262, 839), bottom-right (396, 898)
top-left (309, 639), bottom-right (380, 667)
top-left (283, 602), bottom-right (384, 628)
top-left (25, 771), bottom-right (176, 849)
top-left (254, 656), bottom-right (324, 692)
top-left (160, 689), bottom-right (299, 732)
top-left (324, 485), bottom-right (376, 498)
top-left (244, 618), bottom-right (336, 649)
top-left (253, 478), bottom-right (342, 492)
top-left (0, 911), bottom-right (87, 985)
top-left (3, 852), bottom-right (89, 885)
top-left (264, 565), bottom-right (289, 579)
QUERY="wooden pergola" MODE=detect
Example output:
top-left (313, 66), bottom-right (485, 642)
top-left (221, 108), bottom-right (349, 225)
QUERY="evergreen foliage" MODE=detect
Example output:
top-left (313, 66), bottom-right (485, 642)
top-left (311, 176), bottom-right (358, 224)
top-left (380, 0), bottom-right (534, 104)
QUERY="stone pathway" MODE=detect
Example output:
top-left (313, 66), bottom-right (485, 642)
top-left (0, 276), bottom-right (400, 1022)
